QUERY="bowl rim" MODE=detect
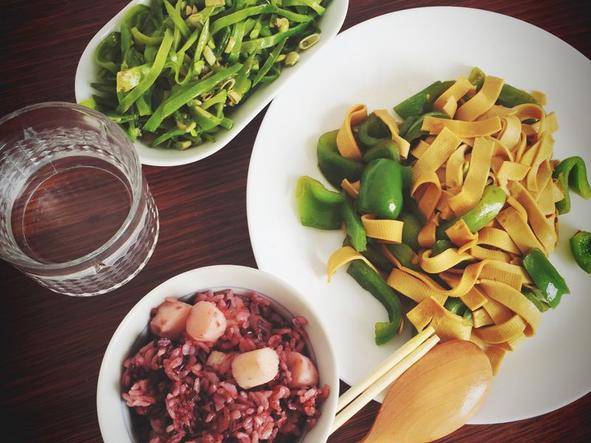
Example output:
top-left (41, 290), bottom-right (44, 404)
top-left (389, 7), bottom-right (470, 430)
top-left (96, 264), bottom-right (339, 443)
top-left (74, 0), bottom-right (349, 167)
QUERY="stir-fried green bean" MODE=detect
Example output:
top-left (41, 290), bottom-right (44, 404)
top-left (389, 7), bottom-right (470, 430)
top-left (86, 0), bottom-right (327, 149)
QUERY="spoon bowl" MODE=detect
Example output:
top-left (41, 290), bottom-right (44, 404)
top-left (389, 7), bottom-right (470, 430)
top-left (365, 340), bottom-right (493, 443)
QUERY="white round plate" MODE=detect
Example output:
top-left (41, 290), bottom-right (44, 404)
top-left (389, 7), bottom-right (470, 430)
top-left (247, 7), bottom-right (591, 424)
top-left (97, 265), bottom-right (338, 442)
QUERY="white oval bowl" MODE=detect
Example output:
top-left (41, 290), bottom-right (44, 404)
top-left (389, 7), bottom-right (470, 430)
top-left (75, 0), bottom-right (348, 166)
top-left (96, 265), bottom-right (339, 443)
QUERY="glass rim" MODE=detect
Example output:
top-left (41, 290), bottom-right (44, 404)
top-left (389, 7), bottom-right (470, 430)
top-left (0, 101), bottom-right (145, 272)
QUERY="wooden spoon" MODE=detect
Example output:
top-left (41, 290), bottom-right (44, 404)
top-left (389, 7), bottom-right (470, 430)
top-left (363, 340), bottom-right (493, 443)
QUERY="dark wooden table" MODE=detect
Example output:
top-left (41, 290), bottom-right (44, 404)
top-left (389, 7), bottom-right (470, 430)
top-left (1, 0), bottom-right (590, 442)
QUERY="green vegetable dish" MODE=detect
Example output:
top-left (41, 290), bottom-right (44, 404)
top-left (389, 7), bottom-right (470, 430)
top-left (84, 0), bottom-right (327, 149)
top-left (296, 67), bottom-right (591, 374)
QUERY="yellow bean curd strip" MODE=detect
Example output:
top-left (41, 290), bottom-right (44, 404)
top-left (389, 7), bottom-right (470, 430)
top-left (479, 260), bottom-right (524, 291)
top-left (419, 248), bottom-right (473, 274)
top-left (526, 133), bottom-right (554, 192)
top-left (531, 90), bottom-right (547, 106)
top-left (463, 286), bottom-right (489, 311)
top-left (456, 76), bottom-right (504, 121)
top-left (433, 77), bottom-right (474, 112)
top-left (413, 127), bottom-right (462, 174)
top-left (512, 103), bottom-right (545, 122)
top-left (418, 216), bottom-right (438, 248)
top-left (341, 179), bottom-right (360, 199)
top-left (407, 297), bottom-right (472, 341)
top-left (413, 173), bottom-right (442, 219)
top-left (490, 138), bottom-right (514, 161)
top-left (387, 258), bottom-right (492, 298)
top-left (481, 292), bottom-right (514, 324)
top-left (448, 137), bottom-right (494, 216)
top-left (411, 140), bottom-right (431, 159)
top-left (374, 109), bottom-right (411, 159)
top-left (514, 132), bottom-right (528, 162)
top-left (337, 104), bottom-right (367, 160)
top-left (497, 115), bottom-right (522, 150)
top-left (537, 179), bottom-right (559, 216)
top-left (478, 227), bottom-right (520, 254)
top-left (445, 144), bottom-right (468, 189)
top-left (422, 116), bottom-right (502, 138)
top-left (506, 196), bottom-right (528, 222)
top-left (496, 161), bottom-right (530, 190)
top-left (480, 104), bottom-right (512, 119)
top-left (484, 345), bottom-right (507, 375)
top-left (474, 314), bottom-right (527, 344)
top-left (445, 219), bottom-right (478, 251)
top-left (519, 137), bottom-right (541, 167)
top-left (470, 245), bottom-right (512, 262)
top-left (541, 112), bottom-right (558, 133)
top-left (497, 207), bottom-right (545, 254)
top-left (327, 246), bottom-right (376, 281)
top-left (436, 189), bottom-right (455, 221)
top-left (473, 307), bottom-right (494, 328)
top-left (441, 96), bottom-right (458, 118)
top-left (508, 181), bottom-right (557, 252)
top-left (387, 268), bottom-right (447, 305)
top-left (479, 279), bottom-right (541, 336)
top-left (361, 215), bottom-right (403, 244)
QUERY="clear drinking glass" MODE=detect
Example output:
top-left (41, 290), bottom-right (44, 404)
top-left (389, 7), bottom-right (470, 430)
top-left (0, 102), bottom-right (159, 296)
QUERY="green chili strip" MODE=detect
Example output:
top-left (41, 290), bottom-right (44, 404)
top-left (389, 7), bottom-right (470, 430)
top-left (347, 260), bottom-right (403, 345)
top-left (252, 38), bottom-right (287, 86)
top-left (342, 196), bottom-right (367, 252)
top-left (95, 32), bottom-right (121, 74)
top-left (228, 21), bottom-right (246, 64)
top-left (118, 30), bottom-right (173, 113)
top-left (553, 156), bottom-right (591, 214)
top-left (210, 5), bottom-right (311, 34)
top-left (283, 0), bottom-right (326, 15)
top-left (163, 0), bottom-right (190, 38)
top-left (242, 22), bottom-right (310, 53)
top-left (131, 27), bottom-right (163, 46)
top-left (152, 127), bottom-right (186, 145)
top-left (144, 63), bottom-right (242, 131)
top-left (194, 18), bottom-right (210, 61)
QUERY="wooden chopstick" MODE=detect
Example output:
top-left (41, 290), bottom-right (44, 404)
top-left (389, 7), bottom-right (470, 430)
top-left (336, 325), bottom-right (436, 413)
top-left (331, 333), bottom-right (440, 434)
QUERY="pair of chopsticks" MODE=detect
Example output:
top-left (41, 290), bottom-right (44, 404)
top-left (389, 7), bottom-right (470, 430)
top-left (331, 326), bottom-right (440, 434)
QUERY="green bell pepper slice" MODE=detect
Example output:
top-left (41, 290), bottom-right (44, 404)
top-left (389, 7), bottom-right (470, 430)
top-left (357, 159), bottom-right (404, 220)
top-left (401, 111), bottom-right (449, 144)
top-left (469, 67), bottom-right (537, 106)
top-left (432, 239), bottom-right (454, 256)
top-left (317, 130), bottom-right (364, 188)
top-left (570, 230), bottom-right (591, 273)
top-left (342, 196), bottom-right (367, 252)
top-left (553, 156), bottom-right (591, 214)
top-left (296, 176), bottom-right (344, 230)
top-left (393, 80), bottom-right (454, 119)
top-left (347, 260), bottom-right (403, 345)
top-left (384, 243), bottom-right (420, 271)
top-left (523, 248), bottom-right (570, 308)
top-left (362, 240), bottom-right (394, 273)
top-left (399, 211), bottom-right (421, 251)
top-left (356, 113), bottom-right (390, 148)
top-left (523, 287), bottom-right (550, 312)
top-left (362, 139), bottom-right (400, 163)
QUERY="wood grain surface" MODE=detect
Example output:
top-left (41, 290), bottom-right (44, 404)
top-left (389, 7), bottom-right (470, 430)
top-left (1, 1), bottom-right (589, 442)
